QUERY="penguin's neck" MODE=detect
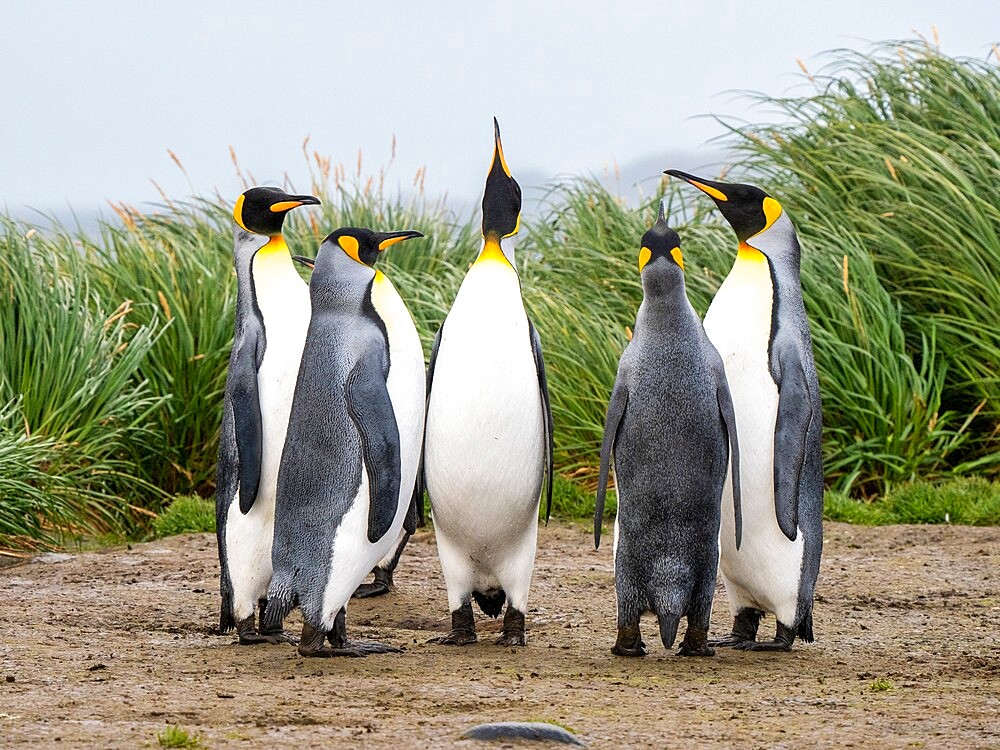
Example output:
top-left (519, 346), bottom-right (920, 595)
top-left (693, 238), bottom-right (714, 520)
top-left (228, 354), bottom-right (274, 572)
top-left (474, 236), bottom-right (516, 269)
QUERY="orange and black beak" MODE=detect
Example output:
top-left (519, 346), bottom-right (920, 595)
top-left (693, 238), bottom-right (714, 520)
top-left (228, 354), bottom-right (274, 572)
top-left (664, 170), bottom-right (730, 204)
top-left (374, 230), bottom-right (424, 252)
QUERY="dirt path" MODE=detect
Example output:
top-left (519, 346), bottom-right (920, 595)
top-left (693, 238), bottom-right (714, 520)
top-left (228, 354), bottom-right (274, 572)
top-left (2, 522), bottom-right (998, 748)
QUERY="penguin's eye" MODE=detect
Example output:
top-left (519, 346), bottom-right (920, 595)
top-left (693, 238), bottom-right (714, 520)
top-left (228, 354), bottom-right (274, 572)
top-left (338, 235), bottom-right (364, 265)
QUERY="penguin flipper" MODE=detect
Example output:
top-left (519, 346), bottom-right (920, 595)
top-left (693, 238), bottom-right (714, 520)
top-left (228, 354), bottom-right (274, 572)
top-left (345, 358), bottom-right (402, 544)
top-left (716, 376), bottom-right (743, 550)
top-left (595, 377), bottom-right (628, 549)
top-left (528, 320), bottom-right (554, 524)
top-left (773, 349), bottom-right (814, 541)
top-left (232, 325), bottom-right (264, 515)
top-left (415, 327), bottom-right (443, 526)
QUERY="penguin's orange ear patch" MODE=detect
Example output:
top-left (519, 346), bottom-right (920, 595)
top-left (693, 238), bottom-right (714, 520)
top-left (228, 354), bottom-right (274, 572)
top-left (670, 247), bottom-right (685, 272)
top-left (338, 235), bottom-right (363, 264)
top-left (638, 246), bottom-right (652, 272)
top-left (233, 194), bottom-right (250, 231)
top-left (762, 196), bottom-right (783, 231)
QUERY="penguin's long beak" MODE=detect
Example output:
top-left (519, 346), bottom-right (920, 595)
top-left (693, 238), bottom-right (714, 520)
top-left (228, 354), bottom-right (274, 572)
top-left (375, 230), bottom-right (424, 252)
top-left (268, 194), bottom-right (322, 213)
top-left (664, 170), bottom-right (730, 203)
top-left (291, 255), bottom-right (316, 269)
top-left (492, 116), bottom-right (512, 179)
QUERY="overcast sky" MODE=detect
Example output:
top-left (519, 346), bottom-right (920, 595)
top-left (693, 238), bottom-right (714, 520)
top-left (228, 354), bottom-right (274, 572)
top-left (2, 2), bottom-right (996, 222)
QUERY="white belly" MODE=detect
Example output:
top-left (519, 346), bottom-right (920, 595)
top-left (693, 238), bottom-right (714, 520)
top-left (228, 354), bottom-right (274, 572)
top-left (425, 262), bottom-right (544, 538)
top-left (317, 271), bottom-right (425, 625)
top-left (225, 250), bottom-right (311, 617)
top-left (705, 253), bottom-right (804, 625)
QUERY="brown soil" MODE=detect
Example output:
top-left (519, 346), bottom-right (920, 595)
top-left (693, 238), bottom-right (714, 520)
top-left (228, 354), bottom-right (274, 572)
top-left (2, 522), bottom-right (998, 748)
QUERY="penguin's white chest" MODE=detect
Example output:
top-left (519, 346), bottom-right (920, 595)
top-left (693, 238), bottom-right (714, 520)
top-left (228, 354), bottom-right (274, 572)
top-left (704, 251), bottom-right (804, 624)
top-left (252, 252), bottom-right (312, 492)
top-left (425, 260), bottom-right (544, 538)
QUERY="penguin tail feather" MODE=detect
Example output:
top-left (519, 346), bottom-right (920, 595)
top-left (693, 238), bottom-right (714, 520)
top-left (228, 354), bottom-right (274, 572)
top-left (219, 605), bottom-right (235, 634)
top-left (656, 612), bottom-right (680, 650)
top-left (797, 612), bottom-right (814, 643)
top-left (472, 589), bottom-right (506, 619)
top-left (260, 593), bottom-right (295, 634)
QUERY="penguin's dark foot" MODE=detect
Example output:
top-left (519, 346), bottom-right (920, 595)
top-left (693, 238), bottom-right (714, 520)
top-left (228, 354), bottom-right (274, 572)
top-left (352, 581), bottom-right (390, 599)
top-left (611, 623), bottom-right (647, 657)
top-left (352, 567), bottom-right (393, 599)
top-left (708, 608), bottom-right (763, 648)
top-left (677, 626), bottom-right (715, 657)
top-left (429, 603), bottom-right (477, 646)
top-left (707, 633), bottom-right (754, 648)
top-left (734, 622), bottom-right (796, 652)
top-left (497, 606), bottom-right (526, 646)
top-left (234, 614), bottom-right (292, 646)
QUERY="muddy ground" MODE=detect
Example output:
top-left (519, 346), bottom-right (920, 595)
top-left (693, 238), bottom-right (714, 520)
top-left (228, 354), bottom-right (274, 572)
top-left (1, 521), bottom-right (998, 748)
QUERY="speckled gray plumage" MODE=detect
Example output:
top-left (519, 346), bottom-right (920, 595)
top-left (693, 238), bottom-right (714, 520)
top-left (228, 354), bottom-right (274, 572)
top-left (263, 246), bottom-right (398, 631)
top-left (597, 248), bottom-right (738, 649)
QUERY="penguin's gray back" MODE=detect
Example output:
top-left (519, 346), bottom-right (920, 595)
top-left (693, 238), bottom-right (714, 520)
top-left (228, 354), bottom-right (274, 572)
top-left (613, 294), bottom-right (728, 611)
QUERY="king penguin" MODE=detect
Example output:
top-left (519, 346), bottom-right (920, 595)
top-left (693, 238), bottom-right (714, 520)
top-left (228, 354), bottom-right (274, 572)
top-left (665, 169), bottom-right (823, 651)
top-left (262, 226), bottom-right (425, 657)
top-left (423, 119), bottom-right (554, 647)
top-left (594, 208), bottom-right (741, 657)
top-left (216, 186), bottom-right (319, 644)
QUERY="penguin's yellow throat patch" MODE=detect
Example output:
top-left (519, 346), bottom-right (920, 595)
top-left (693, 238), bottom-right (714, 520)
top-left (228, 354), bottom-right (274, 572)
top-left (256, 235), bottom-right (289, 256)
top-left (737, 243), bottom-right (767, 263)
top-left (475, 239), bottom-right (511, 267)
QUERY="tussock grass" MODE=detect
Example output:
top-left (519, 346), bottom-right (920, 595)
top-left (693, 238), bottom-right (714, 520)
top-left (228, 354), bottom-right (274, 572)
top-left (1, 40), bottom-right (997, 547)
top-left (151, 495), bottom-right (216, 538)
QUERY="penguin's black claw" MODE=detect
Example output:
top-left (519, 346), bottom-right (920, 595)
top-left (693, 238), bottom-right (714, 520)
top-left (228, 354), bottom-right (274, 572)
top-left (611, 641), bottom-right (647, 657)
top-left (735, 623), bottom-right (796, 652)
top-left (429, 630), bottom-right (478, 646)
top-left (677, 627), bottom-right (715, 657)
top-left (734, 639), bottom-right (792, 652)
top-left (430, 603), bottom-right (477, 645)
top-left (612, 623), bottom-right (646, 657)
top-left (497, 606), bottom-right (526, 646)
top-left (707, 633), bottom-right (754, 648)
top-left (352, 581), bottom-right (391, 599)
top-left (709, 608), bottom-right (763, 648)
top-left (240, 631), bottom-right (297, 646)
top-left (352, 567), bottom-right (394, 599)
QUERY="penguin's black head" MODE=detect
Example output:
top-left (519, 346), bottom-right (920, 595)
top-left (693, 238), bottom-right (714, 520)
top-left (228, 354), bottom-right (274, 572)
top-left (481, 118), bottom-right (522, 242)
top-left (664, 170), bottom-right (783, 244)
top-left (323, 227), bottom-right (424, 268)
top-left (637, 206), bottom-right (686, 302)
top-left (234, 186), bottom-right (320, 236)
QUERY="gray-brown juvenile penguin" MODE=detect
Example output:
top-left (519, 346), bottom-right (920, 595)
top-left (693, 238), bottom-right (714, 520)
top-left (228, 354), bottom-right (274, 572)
top-left (666, 170), bottom-right (823, 651)
top-left (595, 208), bottom-right (741, 657)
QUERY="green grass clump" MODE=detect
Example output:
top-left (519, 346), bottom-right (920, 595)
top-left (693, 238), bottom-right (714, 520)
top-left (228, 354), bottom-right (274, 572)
top-left (156, 725), bottom-right (203, 749)
top-left (869, 677), bottom-right (894, 692)
top-left (730, 39), bottom-right (1000, 492)
top-left (825, 478), bottom-right (1000, 525)
top-left (151, 495), bottom-right (216, 538)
